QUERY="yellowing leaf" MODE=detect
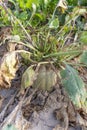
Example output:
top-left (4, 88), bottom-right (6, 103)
top-left (0, 52), bottom-right (19, 88)
top-left (21, 65), bottom-right (57, 91)
top-left (21, 66), bottom-right (36, 88)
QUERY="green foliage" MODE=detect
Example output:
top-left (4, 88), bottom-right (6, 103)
top-left (67, 0), bottom-right (87, 6)
top-left (1, 0), bottom-right (59, 27)
top-left (61, 65), bottom-right (87, 108)
top-left (1, 0), bottom-right (87, 27)
top-left (13, 0), bottom-right (57, 26)
top-left (67, 0), bottom-right (78, 5)
top-left (16, 0), bottom-right (40, 10)
top-left (0, 7), bottom-right (10, 26)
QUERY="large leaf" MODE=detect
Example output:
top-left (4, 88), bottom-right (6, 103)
top-left (21, 65), bottom-right (57, 91)
top-left (80, 51), bottom-right (87, 65)
top-left (33, 66), bottom-right (57, 91)
top-left (61, 65), bottom-right (87, 109)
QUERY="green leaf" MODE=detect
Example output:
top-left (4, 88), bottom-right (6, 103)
top-left (3, 124), bottom-right (18, 130)
top-left (80, 31), bottom-right (87, 44)
top-left (35, 13), bottom-right (44, 21)
top-left (61, 65), bottom-right (87, 108)
top-left (49, 18), bottom-right (59, 29)
top-left (80, 51), bottom-right (87, 65)
top-left (33, 66), bottom-right (57, 91)
top-left (21, 66), bottom-right (36, 88)
top-left (26, 0), bottom-right (40, 9)
top-left (18, 11), bottom-right (28, 21)
top-left (20, 51), bottom-right (31, 64)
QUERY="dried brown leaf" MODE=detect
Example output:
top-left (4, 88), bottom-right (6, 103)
top-left (0, 51), bottom-right (19, 88)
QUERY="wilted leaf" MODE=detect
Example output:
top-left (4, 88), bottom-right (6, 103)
top-left (21, 66), bottom-right (36, 88)
top-left (49, 18), bottom-right (59, 29)
top-left (80, 51), bottom-right (87, 65)
top-left (3, 124), bottom-right (18, 130)
top-left (33, 66), bottom-right (57, 91)
top-left (61, 65), bottom-right (87, 109)
top-left (0, 52), bottom-right (19, 88)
